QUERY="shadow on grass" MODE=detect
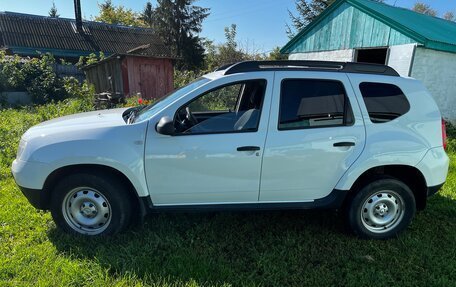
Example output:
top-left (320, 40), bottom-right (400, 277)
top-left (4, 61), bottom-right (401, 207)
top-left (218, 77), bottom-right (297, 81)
top-left (47, 194), bottom-right (456, 286)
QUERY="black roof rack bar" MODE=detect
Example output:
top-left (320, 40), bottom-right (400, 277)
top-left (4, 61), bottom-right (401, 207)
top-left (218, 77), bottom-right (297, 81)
top-left (221, 60), bottom-right (400, 77)
top-left (215, 62), bottom-right (237, 72)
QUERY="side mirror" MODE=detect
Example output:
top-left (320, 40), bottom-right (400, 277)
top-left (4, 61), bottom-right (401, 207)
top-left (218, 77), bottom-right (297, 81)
top-left (156, 116), bottom-right (175, 136)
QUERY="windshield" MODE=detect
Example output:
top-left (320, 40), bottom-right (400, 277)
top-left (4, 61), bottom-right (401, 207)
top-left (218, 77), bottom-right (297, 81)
top-left (134, 77), bottom-right (211, 122)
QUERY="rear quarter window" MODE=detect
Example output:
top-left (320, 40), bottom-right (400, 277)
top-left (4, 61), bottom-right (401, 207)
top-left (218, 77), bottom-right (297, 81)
top-left (359, 82), bottom-right (410, 123)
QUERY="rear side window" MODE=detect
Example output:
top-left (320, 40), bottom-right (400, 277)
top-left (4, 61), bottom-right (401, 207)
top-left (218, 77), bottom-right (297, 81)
top-left (359, 82), bottom-right (410, 123)
top-left (279, 79), bottom-right (354, 130)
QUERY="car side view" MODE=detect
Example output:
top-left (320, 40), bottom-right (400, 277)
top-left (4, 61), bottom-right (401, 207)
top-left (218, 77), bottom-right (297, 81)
top-left (11, 61), bottom-right (449, 239)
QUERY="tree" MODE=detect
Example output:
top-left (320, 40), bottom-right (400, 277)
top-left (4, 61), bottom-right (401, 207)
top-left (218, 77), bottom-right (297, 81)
top-left (267, 47), bottom-right (288, 61)
top-left (203, 25), bottom-right (269, 71)
top-left (94, 0), bottom-right (143, 26)
top-left (216, 24), bottom-right (246, 66)
top-left (412, 2), bottom-right (437, 17)
top-left (153, 0), bottom-right (210, 70)
top-left (286, 0), bottom-right (384, 38)
top-left (140, 2), bottom-right (155, 28)
top-left (203, 25), bottom-right (246, 71)
top-left (49, 1), bottom-right (59, 18)
top-left (444, 11), bottom-right (455, 21)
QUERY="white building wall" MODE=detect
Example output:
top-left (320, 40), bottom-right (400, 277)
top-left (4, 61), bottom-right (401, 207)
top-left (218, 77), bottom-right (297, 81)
top-left (411, 47), bottom-right (456, 122)
top-left (387, 44), bottom-right (416, 77)
top-left (289, 49), bottom-right (354, 61)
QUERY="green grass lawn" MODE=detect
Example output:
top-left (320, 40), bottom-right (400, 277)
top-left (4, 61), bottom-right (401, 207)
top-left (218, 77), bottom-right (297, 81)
top-left (0, 101), bottom-right (455, 287)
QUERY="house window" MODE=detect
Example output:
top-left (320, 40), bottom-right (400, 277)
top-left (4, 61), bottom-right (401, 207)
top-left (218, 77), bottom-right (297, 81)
top-left (355, 48), bottom-right (388, 65)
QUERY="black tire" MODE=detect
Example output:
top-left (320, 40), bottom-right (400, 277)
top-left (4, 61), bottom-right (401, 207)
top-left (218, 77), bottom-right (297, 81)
top-left (347, 178), bottom-right (416, 239)
top-left (50, 172), bottom-right (133, 236)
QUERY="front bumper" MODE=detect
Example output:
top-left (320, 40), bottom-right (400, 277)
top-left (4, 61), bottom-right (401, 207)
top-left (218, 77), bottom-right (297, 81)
top-left (12, 159), bottom-right (51, 210)
top-left (11, 159), bottom-right (50, 190)
top-left (18, 186), bottom-right (47, 210)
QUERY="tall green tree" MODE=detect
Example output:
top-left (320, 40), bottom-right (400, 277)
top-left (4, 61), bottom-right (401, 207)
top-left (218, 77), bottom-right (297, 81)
top-left (412, 2), bottom-right (437, 17)
top-left (48, 1), bottom-right (59, 18)
top-left (94, 0), bottom-right (143, 26)
top-left (215, 24), bottom-right (246, 67)
top-left (153, 0), bottom-right (210, 70)
top-left (287, 0), bottom-right (384, 38)
top-left (140, 1), bottom-right (155, 28)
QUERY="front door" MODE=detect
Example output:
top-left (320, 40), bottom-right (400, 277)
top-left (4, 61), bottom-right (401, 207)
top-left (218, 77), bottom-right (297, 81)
top-left (260, 72), bottom-right (366, 202)
top-left (145, 76), bottom-right (273, 205)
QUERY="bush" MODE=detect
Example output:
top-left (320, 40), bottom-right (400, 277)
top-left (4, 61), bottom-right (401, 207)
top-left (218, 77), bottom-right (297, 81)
top-left (0, 52), bottom-right (95, 105)
top-left (174, 69), bottom-right (203, 89)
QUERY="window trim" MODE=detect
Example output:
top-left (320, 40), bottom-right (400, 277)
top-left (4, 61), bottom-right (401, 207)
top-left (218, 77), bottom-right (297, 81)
top-left (359, 82), bottom-right (410, 124)
top-left (173, 79), bottom-right (268, 136)
top-left (277, 78), bottom-right (355, 131)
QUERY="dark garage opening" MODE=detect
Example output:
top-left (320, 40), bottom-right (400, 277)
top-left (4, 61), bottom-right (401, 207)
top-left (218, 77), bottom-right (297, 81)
top-left (355, 48), bottom-right (388, 65)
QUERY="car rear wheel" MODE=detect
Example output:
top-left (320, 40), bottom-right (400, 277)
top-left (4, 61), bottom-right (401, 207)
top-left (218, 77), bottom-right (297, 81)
top-left (347, 178), bottom-right (416, 239)
top-left (50, 172), bottom-right (132, 236)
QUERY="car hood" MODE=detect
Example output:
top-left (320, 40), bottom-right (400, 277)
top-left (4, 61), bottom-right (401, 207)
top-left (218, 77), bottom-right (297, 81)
top-left (22, 108), bottom-right (129, 141)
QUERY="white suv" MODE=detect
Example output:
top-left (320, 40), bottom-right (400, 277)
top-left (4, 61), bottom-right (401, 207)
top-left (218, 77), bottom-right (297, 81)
top-left (12, 61), bottom-right (449, 239)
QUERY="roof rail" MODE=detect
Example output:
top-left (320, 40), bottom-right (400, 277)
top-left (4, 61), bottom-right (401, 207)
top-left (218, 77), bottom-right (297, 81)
top-left (221, 61), bottom-right (400, 77)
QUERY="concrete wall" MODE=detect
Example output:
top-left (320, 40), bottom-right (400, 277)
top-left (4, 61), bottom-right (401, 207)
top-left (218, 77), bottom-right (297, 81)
top-left (411, 47), bottom-right (456, 122)
top-left (289, 49), bottom-right (354, 62)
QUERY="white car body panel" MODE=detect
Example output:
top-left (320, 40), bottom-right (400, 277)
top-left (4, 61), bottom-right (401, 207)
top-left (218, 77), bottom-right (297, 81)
top-left (12, 108), bottom-right (150, 197)
top-left (260, 72), bottom-right (366, 201)
top-left (415, 147), bottom-right (449, 187)
top-left (144, 72), bottom-right (274, 205)
top-left (335, 74), bottom-right (446, 190)
top-left (11, 68), bottom-right (449, 210)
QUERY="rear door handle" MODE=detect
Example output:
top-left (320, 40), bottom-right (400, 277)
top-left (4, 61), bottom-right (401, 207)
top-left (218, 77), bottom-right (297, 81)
top-left (333, 142), bottom-right (356, 147)
top-left (237, 146), bottom-right (261, 152)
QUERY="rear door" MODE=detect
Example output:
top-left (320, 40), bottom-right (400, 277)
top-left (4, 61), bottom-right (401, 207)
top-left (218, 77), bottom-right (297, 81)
top-left (259, 72), bottom-right (366, 202)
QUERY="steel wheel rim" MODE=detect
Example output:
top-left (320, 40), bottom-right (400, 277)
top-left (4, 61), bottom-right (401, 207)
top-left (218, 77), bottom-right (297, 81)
top-left (62, 187), bottom-right (112, 235)
top-left (360, 190), bottom-right (405, 234)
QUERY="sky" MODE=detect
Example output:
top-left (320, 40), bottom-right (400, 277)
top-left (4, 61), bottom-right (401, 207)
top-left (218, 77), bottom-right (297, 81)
top-left (0, 0), bottom-right (455, 53)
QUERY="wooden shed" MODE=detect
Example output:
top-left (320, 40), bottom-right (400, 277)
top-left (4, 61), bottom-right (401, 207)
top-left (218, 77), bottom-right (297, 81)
top-left (83, 45), bottom-right (174, 100)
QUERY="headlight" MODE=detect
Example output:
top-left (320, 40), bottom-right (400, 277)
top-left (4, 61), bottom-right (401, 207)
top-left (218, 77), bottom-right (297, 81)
top-left (17, 139), bottom-right (27, 160)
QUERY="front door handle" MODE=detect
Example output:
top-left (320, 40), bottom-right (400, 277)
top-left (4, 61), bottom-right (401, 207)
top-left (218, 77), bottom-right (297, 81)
top-left (333, 142), bottom-right (356, 147)
top-left (237, 146), bottom-right (261, 152)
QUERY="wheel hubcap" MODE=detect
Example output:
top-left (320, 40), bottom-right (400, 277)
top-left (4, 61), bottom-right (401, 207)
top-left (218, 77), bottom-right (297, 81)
top-left (62, 187), bottom-right (112, 235)
top-left (361, 190), bottom-right (405, 234)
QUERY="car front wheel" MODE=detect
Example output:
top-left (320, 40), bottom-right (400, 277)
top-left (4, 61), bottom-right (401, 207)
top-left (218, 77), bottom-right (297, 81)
top-left (347, 178), bottom-right (416, 239)
top-left (50, 172), bottom-right (133, 236)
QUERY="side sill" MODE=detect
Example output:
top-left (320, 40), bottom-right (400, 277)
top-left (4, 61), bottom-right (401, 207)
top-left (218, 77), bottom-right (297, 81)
top-left (141, 189), bottom-right (348, 213)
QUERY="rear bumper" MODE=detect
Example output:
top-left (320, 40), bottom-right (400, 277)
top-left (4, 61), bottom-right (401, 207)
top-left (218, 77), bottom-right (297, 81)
top-left (427, 183), bottom-right (445, 197)
top-left (416, 147), bottom-right (449, 187)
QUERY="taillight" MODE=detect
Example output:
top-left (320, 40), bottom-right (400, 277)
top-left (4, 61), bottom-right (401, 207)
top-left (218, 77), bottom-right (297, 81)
top-left (442, 118), bottom-right (447, 150)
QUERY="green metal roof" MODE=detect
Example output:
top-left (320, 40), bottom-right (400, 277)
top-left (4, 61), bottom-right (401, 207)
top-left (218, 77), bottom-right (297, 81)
top-left (282, 0), bottom-right (456, 54)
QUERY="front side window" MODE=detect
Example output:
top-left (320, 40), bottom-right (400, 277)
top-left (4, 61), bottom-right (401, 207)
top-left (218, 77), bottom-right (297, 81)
top-left (359, 82), bottom-right (410, 123)
top-left (175, 80), bottom-right (266, 135)
top-left (135, 77), bottom-right (210, 122)
top-left (279, 79), bottom-right (353, 130)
